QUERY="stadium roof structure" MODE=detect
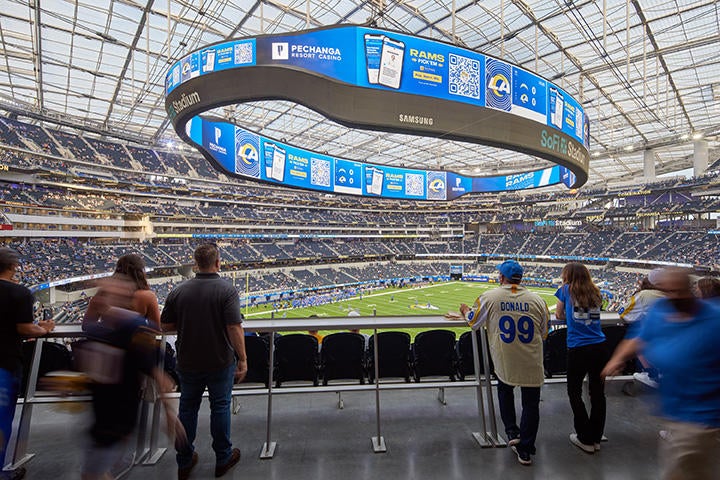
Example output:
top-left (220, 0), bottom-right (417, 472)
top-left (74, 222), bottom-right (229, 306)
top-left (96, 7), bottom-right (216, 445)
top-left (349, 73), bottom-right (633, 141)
top-left (0, 0), bottom-right (718, 186)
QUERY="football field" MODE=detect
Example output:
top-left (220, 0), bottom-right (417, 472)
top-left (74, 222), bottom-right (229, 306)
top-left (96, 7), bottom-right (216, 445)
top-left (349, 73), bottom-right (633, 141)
top-left (242, 281), bottom-right (558, 339)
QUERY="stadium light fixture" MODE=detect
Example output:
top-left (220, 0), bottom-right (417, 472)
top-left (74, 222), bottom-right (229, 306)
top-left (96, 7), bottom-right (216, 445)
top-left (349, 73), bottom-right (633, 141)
top-left (592, 152), bottom-right (601, 157)
top-left (692, 132), bottom-right (703, 140)
top-left (680, 133), bottom-right (690, 140)
top-left (623, 145), bottom-right (634, 152)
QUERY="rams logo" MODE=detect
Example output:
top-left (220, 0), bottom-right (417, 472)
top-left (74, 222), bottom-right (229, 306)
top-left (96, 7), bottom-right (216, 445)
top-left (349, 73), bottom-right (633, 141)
top-left (429, 178), bottom-right (445, 193)
top-left (237, 143), bottom-right (258, 165)
top-left (485, 59), bottom-right (512, 111)
top-left (234, 129), bottom-right (260, 178)
top-left (488, 73), bottom-right (510, 98)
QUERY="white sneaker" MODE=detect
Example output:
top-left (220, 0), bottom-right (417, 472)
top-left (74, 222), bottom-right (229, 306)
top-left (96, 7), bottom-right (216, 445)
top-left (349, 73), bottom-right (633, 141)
top-left (633, 372), bottom-right (659, 389)
top-left (511, 446), bottom-right (532, 466)
top-left (659, 430), bottom-right (671, 441)
top-left (570, 433), bottom-right (595, 454)
top-left (508, 437), bottom-right (521, 447)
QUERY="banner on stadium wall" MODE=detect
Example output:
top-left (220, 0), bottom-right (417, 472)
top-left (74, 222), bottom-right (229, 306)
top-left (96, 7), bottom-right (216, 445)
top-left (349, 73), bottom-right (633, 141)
top-left (30, 268), bottom-right (154, 293)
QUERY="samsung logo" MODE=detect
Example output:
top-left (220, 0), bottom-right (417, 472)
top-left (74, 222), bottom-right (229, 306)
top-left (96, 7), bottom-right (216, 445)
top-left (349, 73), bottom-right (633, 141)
top-left (398, 114), bottom-right (434, 126)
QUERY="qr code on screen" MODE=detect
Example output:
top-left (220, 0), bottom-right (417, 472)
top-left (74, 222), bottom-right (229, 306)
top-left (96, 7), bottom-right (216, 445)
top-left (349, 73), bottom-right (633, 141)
top-left (405, 173), bottom-right (425, 197)
top-left (234, 42), bottom-right (253, 65)
top-left (448, 53), bottom-right (480, 100)
top-left (311, 157), bottom-right (331, 187)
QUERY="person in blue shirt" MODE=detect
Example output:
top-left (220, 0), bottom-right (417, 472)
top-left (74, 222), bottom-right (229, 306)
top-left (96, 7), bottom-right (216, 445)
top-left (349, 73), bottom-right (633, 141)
top-left (603, 268), bottom-right (720, 479)
top-left (555, 262), bottom-right (607, 454)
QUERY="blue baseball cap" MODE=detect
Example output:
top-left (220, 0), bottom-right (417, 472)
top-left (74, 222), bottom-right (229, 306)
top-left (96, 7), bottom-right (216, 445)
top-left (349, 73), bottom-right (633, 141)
top-left (497, 260), bottom-right (523, 282)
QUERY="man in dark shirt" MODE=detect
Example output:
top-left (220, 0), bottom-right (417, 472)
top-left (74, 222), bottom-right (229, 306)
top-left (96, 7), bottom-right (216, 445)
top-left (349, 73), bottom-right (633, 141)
top-left (0, 248), bottom-right (54, 480)
top-left (161, 244), bottom-right (247, 479)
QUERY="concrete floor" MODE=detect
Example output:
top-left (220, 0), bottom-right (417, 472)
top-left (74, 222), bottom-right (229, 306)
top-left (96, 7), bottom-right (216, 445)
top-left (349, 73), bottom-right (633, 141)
top-left (13, 380), bottom-right (660, 479)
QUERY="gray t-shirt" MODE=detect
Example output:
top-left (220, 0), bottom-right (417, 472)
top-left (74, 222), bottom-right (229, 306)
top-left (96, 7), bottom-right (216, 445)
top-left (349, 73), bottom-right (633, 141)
top-left (161, 273), bottom-right (242, 373)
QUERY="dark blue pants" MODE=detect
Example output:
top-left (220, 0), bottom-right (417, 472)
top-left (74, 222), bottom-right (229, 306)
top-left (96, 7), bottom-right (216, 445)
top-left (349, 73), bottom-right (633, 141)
top-left (176, 363), bottom-right (235, 468)
top-left (0, 367), bottom-right (21, 468)
top-left (496, 379), bottom-right (541, 455)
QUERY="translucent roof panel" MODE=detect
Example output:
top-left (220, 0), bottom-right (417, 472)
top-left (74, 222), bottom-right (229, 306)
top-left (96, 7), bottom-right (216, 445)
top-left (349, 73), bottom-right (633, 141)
top-left (0, 0), bottom-right (717, 187)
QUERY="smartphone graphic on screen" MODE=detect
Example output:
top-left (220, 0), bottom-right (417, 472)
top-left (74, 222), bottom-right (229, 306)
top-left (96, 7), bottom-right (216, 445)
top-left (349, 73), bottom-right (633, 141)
top-left (364, 33), bottom-right (385, 84)
top-left (365, 167), bottom-right (384, 196)
top-left (202, 49), bottom-right (216, 72)
top-left (549, 87), bottom-right (564, 129)
top-left (271, 146), bottom-right (286, 182)
top-left (378, 37), bottom-right (405, 89)
top-left (575, 108), bottom-right (583, 139)
top-left (264, 143), bottom-right (275, 179)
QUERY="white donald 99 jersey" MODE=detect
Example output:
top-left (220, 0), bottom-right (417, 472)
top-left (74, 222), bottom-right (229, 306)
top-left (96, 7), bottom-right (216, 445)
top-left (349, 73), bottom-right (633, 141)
top-left (468, 284), bottom-right (549, 387)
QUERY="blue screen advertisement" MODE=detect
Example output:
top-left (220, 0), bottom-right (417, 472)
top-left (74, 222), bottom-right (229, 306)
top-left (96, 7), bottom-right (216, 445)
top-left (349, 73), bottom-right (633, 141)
top-left (167, 25), bottom-right (586, 146)
top-left (353, 27), bottom-right (486, 109)
top-left (363, 164), bottom-right (427, 199)
top-left (511, 67), bottom-right (548, 124)
top-left (186, 117), bottom-right (571, 200)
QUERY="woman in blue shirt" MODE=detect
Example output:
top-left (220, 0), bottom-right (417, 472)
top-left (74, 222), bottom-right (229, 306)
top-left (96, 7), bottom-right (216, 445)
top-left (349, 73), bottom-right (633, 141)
top-left (555, 262), bottom-right (607, 454)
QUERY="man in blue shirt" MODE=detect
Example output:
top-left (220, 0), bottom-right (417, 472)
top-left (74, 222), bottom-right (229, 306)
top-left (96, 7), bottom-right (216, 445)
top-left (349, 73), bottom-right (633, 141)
top-left (603, 268), bottom-right (720, 479)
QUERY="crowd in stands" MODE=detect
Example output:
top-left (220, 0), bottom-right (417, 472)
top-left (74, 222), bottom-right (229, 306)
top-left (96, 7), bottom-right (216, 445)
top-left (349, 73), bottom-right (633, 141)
top-left (4, 230), bottom-right (718, 290)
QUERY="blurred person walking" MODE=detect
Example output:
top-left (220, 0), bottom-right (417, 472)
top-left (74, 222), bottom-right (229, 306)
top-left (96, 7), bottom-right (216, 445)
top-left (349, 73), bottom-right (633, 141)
top-left (161, 244), bottom-right (247, 479)
top-left (79, 274), bottom-right (178, 480)
top-left (84, 254), bottom-right (160, 329)
top-left (0, 248), bottom-right (55, 480)
top-left (454, 260), bottom-right (550, 466)
top-left (619, 270), bottom-right (665, 388)
top-left (555, 262), bottom-right (608, 454)
top-left (603, 268), bottom-right (720, 479)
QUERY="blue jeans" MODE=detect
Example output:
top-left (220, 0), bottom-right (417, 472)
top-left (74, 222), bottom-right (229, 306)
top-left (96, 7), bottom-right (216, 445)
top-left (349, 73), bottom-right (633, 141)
top-left (0, 367), bottom-right (21, 468)
top-left (496, 379), bottom-right (541, 455)
top-left (176, 363), bottom-right (235, 468)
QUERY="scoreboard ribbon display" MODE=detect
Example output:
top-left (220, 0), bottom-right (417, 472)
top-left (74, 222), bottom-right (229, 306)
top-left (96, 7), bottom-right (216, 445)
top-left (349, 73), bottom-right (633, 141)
top-left (165, 24), bottom-right (590, 200)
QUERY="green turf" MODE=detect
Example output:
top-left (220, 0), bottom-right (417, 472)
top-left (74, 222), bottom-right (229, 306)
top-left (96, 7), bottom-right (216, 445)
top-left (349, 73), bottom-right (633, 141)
top-left (242, 281), bottom-right (558, 340)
